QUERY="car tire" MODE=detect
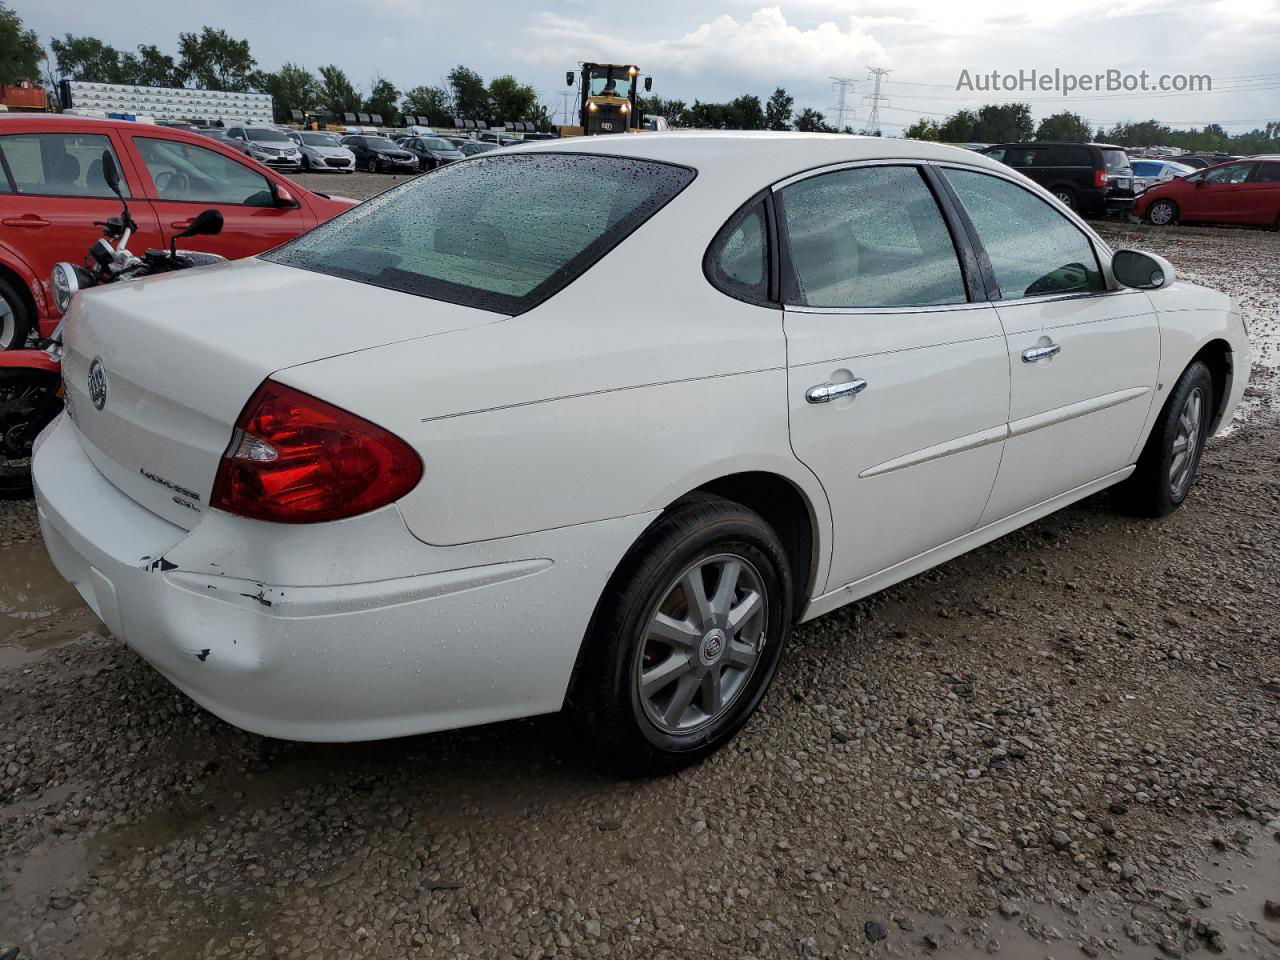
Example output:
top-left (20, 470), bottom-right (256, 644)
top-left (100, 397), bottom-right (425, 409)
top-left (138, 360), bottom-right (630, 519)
top-left (301, 155), bottom-right (311, 172)
top-left (366, 157), bottom-right (378, 174)
top-left (0, 276), bottom-right (33, 352)
top-left (0, 367), bottom-right (61, 499)
top-left (1116, 360), bottom-right (1214, 518)
top-left (1051, 187), bottom-right (1077, 210)
top-left (575, 495), bottom-right (793, 776)
top-left (1147, 199), bottom-right (1179, 226)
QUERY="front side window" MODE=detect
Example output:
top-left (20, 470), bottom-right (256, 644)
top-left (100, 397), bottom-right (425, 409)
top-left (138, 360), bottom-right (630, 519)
top-left (1204, 163), bottom-right (1254, 184)
top-left (265, 153), bottom-right (695, 315)
top-left (944, 168), bottom-right (1104, 300)
top-left (778, 165), bottom-right (967, 309)
top-left (706, 201), bottom-right (769, 303)
top-left (134, 137), bottom-right (272, 206)
top-left (0, 133), bottom-right (129, 198)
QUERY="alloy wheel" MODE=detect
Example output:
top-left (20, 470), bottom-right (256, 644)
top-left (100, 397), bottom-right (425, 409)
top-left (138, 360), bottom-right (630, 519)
top-left (635, 553), bottom-right (768, 734)
top-left (1169, 386), bottom-right (1204, 497)
top-left (0, 297), bottom-right (15, 351)
top-left (1150, 201), bottom-right (1175, 225)
top-left (1053, 189), bottom-right (1075, 209)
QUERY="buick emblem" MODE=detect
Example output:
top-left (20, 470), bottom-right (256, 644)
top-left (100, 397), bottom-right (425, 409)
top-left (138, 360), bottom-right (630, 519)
top-left (88, 357), bottom-right (108, 411)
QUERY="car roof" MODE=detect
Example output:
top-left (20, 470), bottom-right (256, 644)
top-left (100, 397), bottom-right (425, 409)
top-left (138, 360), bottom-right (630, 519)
top-left (0, 112), bottom-right (243, 150)
top-left (518, 131), bottom-right (1013, 183)
top-left (985, 141), bottom-right (1123, 150)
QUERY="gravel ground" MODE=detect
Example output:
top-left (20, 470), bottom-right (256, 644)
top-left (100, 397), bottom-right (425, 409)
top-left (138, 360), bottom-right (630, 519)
top-left (1, 192), bottom-right (1278, 960)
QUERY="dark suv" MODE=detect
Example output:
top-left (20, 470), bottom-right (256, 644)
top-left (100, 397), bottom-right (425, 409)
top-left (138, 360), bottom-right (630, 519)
top-left (340, 135), bottom-right (419, 174)
top-left (980, 142), bottom-right (1134, 215)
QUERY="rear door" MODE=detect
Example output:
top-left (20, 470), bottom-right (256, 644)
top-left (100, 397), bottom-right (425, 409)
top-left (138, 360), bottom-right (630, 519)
top-left (1237, 160), bottom-right (1280, 226)
top-left (780, 163), bottom-right (1009, 593)
top-left (0, 124), bottom-right (162, 315)
top-left (939, 166), bottom-right (1158, 522)
top-left (127, 132), bottom-right (316, 259)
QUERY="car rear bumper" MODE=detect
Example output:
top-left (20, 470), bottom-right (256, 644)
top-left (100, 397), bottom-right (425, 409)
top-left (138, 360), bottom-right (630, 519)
top-left (33, 414), bottom-right (655, 742)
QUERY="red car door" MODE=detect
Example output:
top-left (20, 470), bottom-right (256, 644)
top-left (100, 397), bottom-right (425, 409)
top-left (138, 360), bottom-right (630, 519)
top-left (1188, 162), bottom-right (1257, 223)
top-left (1237, 160), bottom-right (1280, 226)
top-left (126, 132), bottom-right (318, 259)
top-left (0, 122), bottom-right (164, 337)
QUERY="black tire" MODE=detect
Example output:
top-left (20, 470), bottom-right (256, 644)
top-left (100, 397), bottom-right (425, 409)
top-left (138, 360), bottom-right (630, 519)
top-left (1051, 186), bottom-right (1078, 210)
top-left (575, 495), bottom-right (793, 776)
top-left (301, 155), bottom-right (311, 172)
top-left (1147, 199), bottom-right (1179, 226)
top-left (0, 276), bottom-right (33, 351)
top-left (366, 157), bottom-right (378, 173)
top-left (0, 368), bottom-right (62, 499)
top-left (1116, 361), bottom-right (1214, 518)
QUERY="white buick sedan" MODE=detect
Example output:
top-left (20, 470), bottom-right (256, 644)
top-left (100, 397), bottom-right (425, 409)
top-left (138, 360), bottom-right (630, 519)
top-left (35, 133), bottom-right (1249, 773)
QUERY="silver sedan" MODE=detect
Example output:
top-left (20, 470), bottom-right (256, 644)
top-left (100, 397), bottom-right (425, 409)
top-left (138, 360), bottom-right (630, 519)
top-left (288, 131), bottom-right (357, 173)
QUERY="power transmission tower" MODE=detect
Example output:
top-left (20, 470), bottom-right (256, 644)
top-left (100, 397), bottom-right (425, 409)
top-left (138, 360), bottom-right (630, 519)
top-left (863, 67), bottom-right (891, 135)
top-left (829, 77), bottom-right (856, 132)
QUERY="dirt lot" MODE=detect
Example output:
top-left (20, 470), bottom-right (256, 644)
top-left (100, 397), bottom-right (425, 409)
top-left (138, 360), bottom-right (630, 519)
top-left (1, 196), bottom-right (1278, 959)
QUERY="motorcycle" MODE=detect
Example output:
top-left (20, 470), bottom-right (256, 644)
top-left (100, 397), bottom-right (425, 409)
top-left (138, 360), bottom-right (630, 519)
top-left (0, 150), bottom-right (226, 499)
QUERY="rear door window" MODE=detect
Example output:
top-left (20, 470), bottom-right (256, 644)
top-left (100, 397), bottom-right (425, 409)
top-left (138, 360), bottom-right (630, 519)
top-left (266, 153), bottom-right (696, 315)
top-left (1048, 145), bottom-right (1091, 167)
top-left (0, 132), bottom-right (129, 198)
top-left (1252, 162), bottom-right (1280, 183)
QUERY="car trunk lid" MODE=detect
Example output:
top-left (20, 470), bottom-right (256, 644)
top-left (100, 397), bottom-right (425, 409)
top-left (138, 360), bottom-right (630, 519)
top-left (61, 257), bottom-right (500, 529)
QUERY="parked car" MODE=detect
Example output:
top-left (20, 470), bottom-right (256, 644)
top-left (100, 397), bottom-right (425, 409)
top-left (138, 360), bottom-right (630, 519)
top-left (981, 141), bottom-right (1135, 214)
top-left (341, 135), bottom-right (419, 173)
top-left (0, 114), bottom-right (356, 346)
top-left (195, 127), bottom-right (251, 156)
top-left (396, 136), bottom-right (465, 170)
top-left (287, 131), bottom-right (356, 173)
top-left (1164, 153), bottom-right (1240, 170)
top-left (223, 125), bottom-right (302, 171)
top-left (1136, 156), bottom-right (1280, 227)
top-left (1131, 158), bottom-right (1195, 194)
top-left (457, 140), bottom-right (498, 158)
top-left (34, 134), bottom-right (1248, 772)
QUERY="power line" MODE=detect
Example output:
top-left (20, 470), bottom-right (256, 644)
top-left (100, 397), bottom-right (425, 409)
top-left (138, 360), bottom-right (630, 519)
top-left (829, 76), bottom-right (856, 132)
top-left (863, 67), bottom-right (891, 135)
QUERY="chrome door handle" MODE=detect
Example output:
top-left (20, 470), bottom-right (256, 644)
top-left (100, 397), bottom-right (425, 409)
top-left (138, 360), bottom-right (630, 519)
top-left (806, 378), bottom-right (868, 404)
top-left (1022, 344), bottom-right (1061, 363)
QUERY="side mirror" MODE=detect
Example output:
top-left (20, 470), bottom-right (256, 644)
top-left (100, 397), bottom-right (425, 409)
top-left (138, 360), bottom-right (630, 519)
top-left (270, 182), bottom-right (298, 208)
top-left (1112, 249), bottom-right (1175, 291)
top-left (566, 71), bottom-right (575, 87)
top-left (101, 150), bottom-right (122, 197)
top-left (644, 76), bottom-right (653, 92)
top-left (177, 209), bottom-right (223, 239)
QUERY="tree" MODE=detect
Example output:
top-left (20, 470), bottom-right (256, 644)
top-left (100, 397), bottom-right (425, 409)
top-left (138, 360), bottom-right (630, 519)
top-left (0, 2), bottom-right (44, 85)
top-left (448, 65), bottom-right (490, 123)
top-left (1035, 111), bottom-right (1092, 142)
top-left (255, 63), bottom-right (320, 121)
top-left (938, 109), bottom-right (978, 142)
top-left (318, 64), bottom-right (360, 117)
top-left (794, 108), bottom-right (833, 133)
top-left (177, 27), bottom-right (256, 91)
top-left (904, 118), bottom-right (941, 141)
top-left (364, 75), bottom-right (400, 125)
top-left (123, 44), bottom-right (182, 87)
top-left (765, 88), bottom-right (793, 131)
top-left (49, 34), bottom-right (126, 83)
top-left (488, 74), bottom-right (537, 123)
top-left (973, 103), bottom-right (1033, 142)
top-left (402, 85), bottom-right (451, 125)
top-left (637, 96), bottom-right (687, 126)
top-left (727, 94), bottom-right (766, 130)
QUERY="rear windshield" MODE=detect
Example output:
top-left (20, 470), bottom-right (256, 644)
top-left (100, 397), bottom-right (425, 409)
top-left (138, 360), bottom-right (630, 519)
top-left (265, 153), bottom-right (695, 314)
top-left (1102, 149), bottom-right (1131, 174)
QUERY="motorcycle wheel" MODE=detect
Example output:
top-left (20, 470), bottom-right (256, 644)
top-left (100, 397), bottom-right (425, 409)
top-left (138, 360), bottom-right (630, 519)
top-left (0, 368), bottom-right (62, 500)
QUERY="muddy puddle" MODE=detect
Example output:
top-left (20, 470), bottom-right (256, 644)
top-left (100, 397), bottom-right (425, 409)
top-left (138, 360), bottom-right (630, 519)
top-left (0, 538), bottom-right (100, 669)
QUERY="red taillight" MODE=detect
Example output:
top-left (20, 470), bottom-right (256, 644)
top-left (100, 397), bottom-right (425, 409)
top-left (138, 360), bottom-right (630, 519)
top-left (1095, 170), bottom-right (1109, 188)
top-left (210, 380), bottom-right (423, 524)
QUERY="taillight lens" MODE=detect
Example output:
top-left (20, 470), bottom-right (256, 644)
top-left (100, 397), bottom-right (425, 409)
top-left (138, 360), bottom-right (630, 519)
top-left (210, 380), bottom-right (422, 524)
top-left (1095, 170), bottom-right (1109, 188)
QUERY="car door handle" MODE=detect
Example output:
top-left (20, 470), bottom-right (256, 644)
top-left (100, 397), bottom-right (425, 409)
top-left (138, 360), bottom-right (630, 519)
top-left (1, 216), bottom-right (49, 228)
top-left (1022, 344), bottom-right (1061, 363)
top-left (806, 378), bottom-right (868, 404)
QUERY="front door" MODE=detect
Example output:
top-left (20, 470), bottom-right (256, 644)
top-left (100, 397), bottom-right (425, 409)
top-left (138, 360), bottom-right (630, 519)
top-left (939, 166), bottom-right (1159, 523)
top-left (1184, 162), bottom-right (1257, 223)
top-left (128, 134), bottom-right (315, 260)
top-left (779, 163), bottom-right (1010, 594)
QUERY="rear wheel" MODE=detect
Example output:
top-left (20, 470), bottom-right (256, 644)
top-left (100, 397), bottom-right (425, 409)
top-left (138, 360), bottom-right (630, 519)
top-left (1117, 361), bottom-right (1213, 517)
top-left (1051, 186), bottom-right (1077, 210)
top-left (575, 495), bottom-right (792, 775)
top-left (0, 368), bottom-right (62, 499)
top-left (1147, 199), bottom-right (1179, 226)
top-left (0, 277), bottom-right (33, 351)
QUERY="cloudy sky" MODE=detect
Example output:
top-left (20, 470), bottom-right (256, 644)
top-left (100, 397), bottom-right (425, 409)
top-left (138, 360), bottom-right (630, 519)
top-left (17, 0), bottom-right (1280, 132)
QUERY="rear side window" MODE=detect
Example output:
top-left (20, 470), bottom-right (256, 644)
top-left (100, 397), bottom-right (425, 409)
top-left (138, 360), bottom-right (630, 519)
top-left (1047, 145), bottom-right (1091, 167)
top-left (0, 133), bottom-right (129, 198)
top-left (944, 168), bottom-right (1104, 300)
top-left (705, 201), bottom-right (769, 304)
top-left (778, 165), bottom-right (967, 309)
top-left (266, 153), bottom-right (696, 315)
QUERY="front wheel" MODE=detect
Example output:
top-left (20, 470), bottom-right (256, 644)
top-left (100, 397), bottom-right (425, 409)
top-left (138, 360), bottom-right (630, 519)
top-left (0, 368), bottom-right (63, 499)
top-left (1147, 199), bottom-right (1179, 226)
top-left (366, 157), bottom-right (378, 173)
top-left (0, 277), bottom-right (33, 351)
top-left (575, 495), bottom-right (792, 775)
top-left (301, 155), bottom-right (311, 171)
top-left (1116, 361), bottom-right (1214, 517)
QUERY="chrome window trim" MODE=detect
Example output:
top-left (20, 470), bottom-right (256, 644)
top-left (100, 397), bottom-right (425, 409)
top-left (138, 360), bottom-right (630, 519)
top-left (785, 300), bottom-right (992, 316)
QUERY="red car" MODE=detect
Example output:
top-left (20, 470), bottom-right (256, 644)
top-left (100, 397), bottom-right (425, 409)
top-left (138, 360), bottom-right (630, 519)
top-left (1135, 155), bottom-right (1280, 229)
top-left (0, 114), bottom-right (356, 347)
